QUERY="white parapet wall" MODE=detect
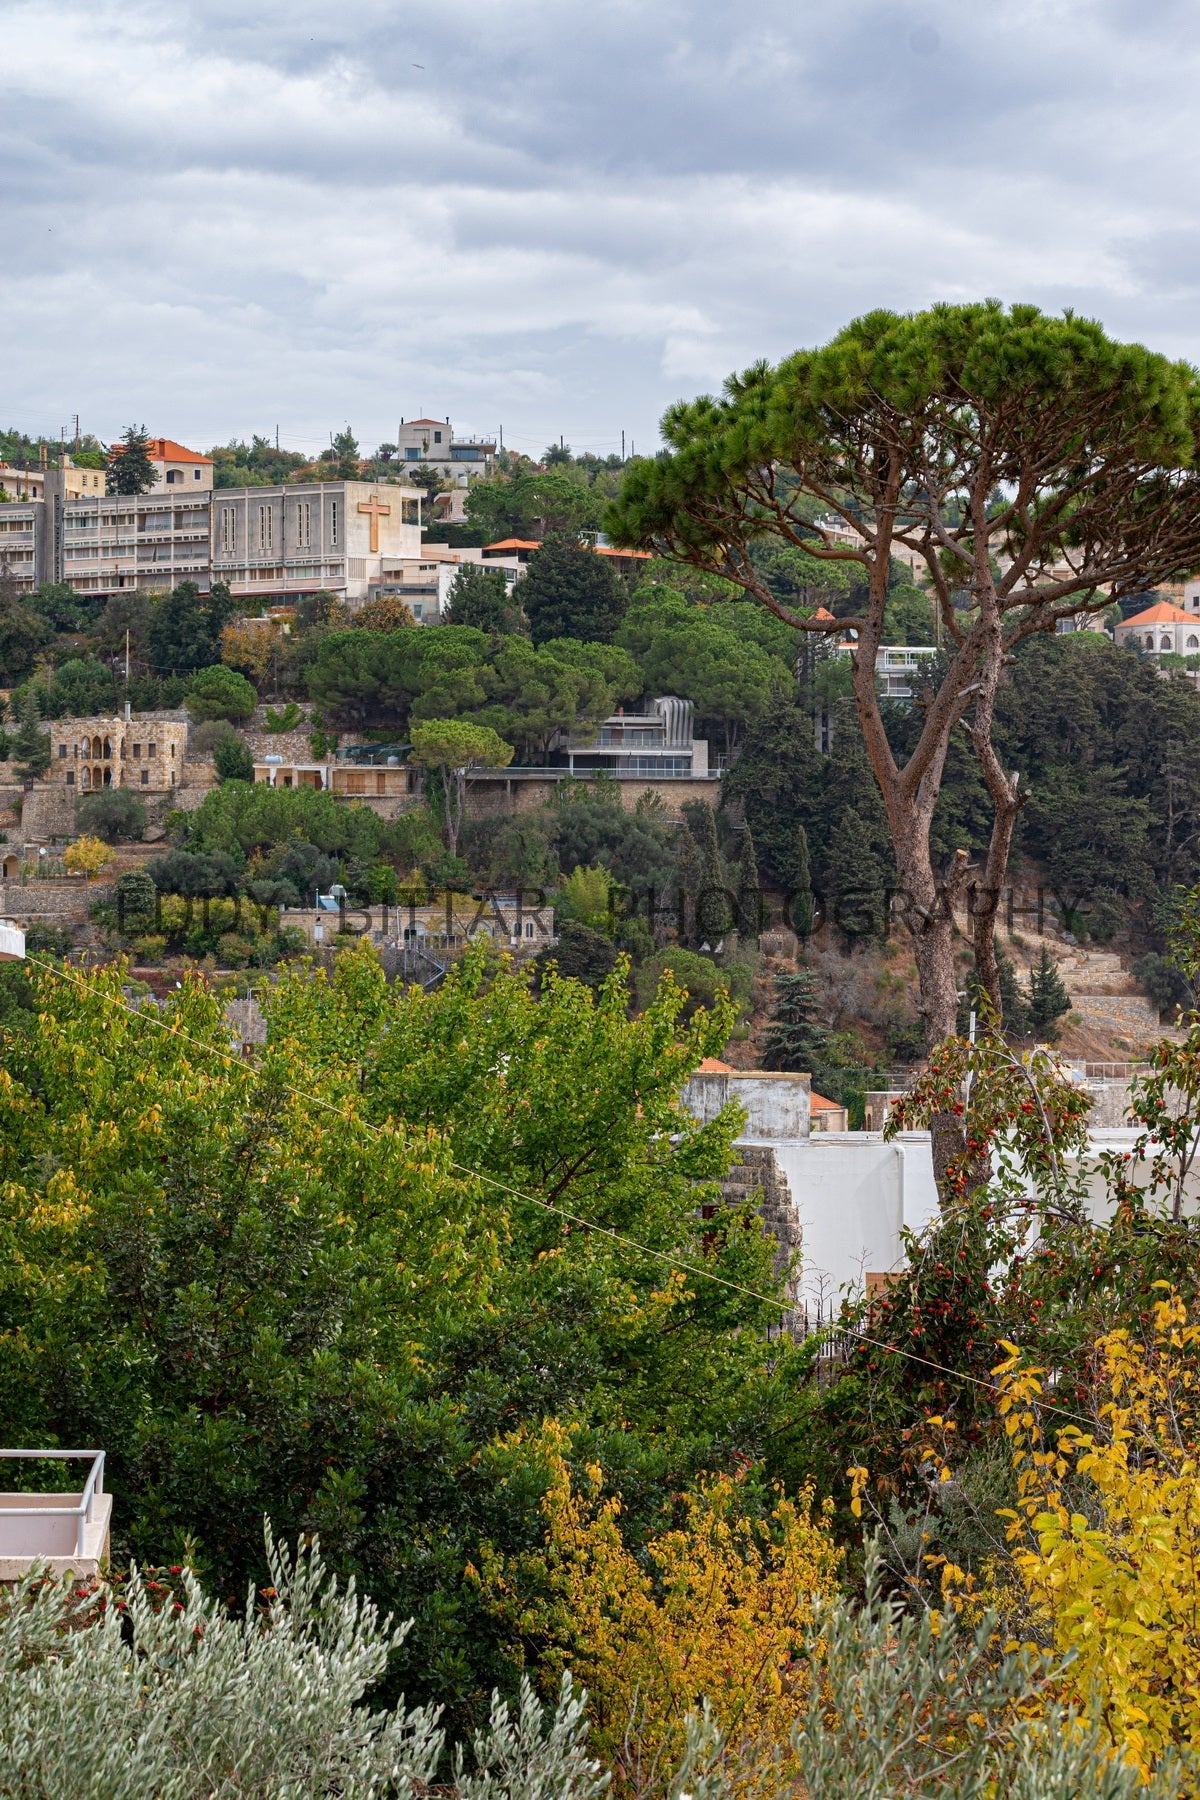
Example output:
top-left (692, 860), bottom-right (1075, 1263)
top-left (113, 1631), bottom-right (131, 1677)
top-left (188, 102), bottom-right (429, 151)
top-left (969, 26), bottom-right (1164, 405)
top-left (0, 918), bottom-right (25, 961)
top-left (680, 1067), bottom-right (1200, 1308)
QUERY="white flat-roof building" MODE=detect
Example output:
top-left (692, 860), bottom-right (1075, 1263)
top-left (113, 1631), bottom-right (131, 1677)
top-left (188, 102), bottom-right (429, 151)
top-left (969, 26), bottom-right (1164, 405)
top-left (395, 417), bottom-right (496, 488)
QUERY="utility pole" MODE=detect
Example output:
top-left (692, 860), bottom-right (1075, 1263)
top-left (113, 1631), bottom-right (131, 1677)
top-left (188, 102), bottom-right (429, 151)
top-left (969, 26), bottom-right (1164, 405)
top-left (275, 424), bottom-right (280, 451)
top-left (72, 414), bottom-right (80, 453)
top-left (621, 430), bottom-right (625, 461)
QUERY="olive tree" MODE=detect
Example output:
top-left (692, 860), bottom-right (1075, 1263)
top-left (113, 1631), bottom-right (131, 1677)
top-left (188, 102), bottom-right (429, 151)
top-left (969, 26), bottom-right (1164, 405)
top-left (609, 303), bottom-right (1200, 1054)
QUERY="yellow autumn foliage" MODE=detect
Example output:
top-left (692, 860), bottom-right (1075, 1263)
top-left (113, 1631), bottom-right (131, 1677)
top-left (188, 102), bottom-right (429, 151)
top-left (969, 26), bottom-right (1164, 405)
top-left (63, 834), bottom-right (112, 880)
top-left (473, 1426), bottom-right (841, 1789)
top-left (995, 1291), bottom-right (1200, 1778)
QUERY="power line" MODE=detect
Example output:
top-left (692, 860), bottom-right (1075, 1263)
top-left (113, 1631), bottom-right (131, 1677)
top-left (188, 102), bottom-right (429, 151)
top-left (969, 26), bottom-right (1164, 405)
top-left (13, 952), bottom-right (1097, 1430)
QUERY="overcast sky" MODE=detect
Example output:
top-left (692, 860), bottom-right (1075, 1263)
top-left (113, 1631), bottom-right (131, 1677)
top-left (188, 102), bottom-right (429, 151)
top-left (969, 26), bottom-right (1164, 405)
top-left (2, 0), bottom-right (1197, 461)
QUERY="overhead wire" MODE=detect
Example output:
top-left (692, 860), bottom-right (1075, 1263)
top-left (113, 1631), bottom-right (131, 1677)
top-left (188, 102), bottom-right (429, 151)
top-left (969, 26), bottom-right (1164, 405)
top-left (12, 950), bottom-right (1099, 1430)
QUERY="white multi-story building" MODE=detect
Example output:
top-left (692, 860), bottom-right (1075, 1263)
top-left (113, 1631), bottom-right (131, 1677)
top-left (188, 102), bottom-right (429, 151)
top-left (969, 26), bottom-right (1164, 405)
top-left (210, 480), bottom-right (423, 604)
top-left (0, 468), bottom-right (425, 606)
top-left (394, 417), bottom-right (496, 488)
top-left (1115, 600), bottom-right (1200, 659)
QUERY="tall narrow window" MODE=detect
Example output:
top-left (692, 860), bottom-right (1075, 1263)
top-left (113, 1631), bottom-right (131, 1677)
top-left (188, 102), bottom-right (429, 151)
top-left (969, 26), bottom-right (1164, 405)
top-left (258, 506), bottom-right (273, 551)
top-left (220, 506), bottom-right (235, 552)
top-left (296, 501), bottom-right (311, 548)
top-left (330, 500), bottom-right (338, 545)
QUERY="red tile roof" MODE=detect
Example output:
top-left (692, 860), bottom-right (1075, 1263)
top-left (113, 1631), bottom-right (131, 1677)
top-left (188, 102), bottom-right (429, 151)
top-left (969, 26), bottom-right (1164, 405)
top-left (593, 545), bottom-right (651, 560)
top-left (697, 1057), bottom-right (734, 1073)
top-left (405, 418), bottom-right (447, 427)
top-left (1120, 600), bottom-right (1194, 627)
top-left (112, 437), bottom-right (211, 465)
top-left (810, 1091), bottom-right (843, 1111)
top-left (484, 538), bottom-right (541, 551)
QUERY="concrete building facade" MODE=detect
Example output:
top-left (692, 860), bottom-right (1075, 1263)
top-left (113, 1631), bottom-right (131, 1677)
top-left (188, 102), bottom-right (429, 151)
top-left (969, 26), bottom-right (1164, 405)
top-left (0, 474), bottom-right (424, 604)
top-left (395, 417), bottom-right (496, 487)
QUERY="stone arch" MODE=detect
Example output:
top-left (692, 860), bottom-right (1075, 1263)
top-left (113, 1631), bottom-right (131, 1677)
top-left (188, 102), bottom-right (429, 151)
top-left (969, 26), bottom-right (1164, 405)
top-left (79, 766), bottom-right (91, 791)
top-left (91, 735), bottom-right (102, 760)
top-left (103, 737), bottom-right (112, 759)
top-left (1161, 636), bottom-right (1173, 651)
top-left (1188, 635), bottom-right (1199, 650)
top-left (102, 766), bottom-right (113, 788)
top-left (1, 853), bottom-right (17, 880)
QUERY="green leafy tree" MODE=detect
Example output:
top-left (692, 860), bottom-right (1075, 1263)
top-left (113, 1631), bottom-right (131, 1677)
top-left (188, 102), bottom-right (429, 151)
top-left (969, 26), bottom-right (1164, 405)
top-left (0, 950), bottom-right (772, 1723)
top-left (106, 424), bottom-right (156, 495)
top-left (212, 733), bottom-right (255, 782)
top-left (409, 718), bottom-right (514, 855)
top-left (882, 581), bottom-right (938, 645)
top-left (76, 787), bottom-right (147, 843)
top-left (617, 599), bottom-right (790, 753)
top-left (467, 638), bottom-right (615, 760)
top-left (521, 542), bottom-right (625, 645)
top-left (536, 920), bottom-right (619, 993)
top-left (147, 581), bottom-right (238, 677)
top-left (1027, 945), bottom-right (1072, 1036)
top-left (465, 470), bottom-right (603, 544)
top-left (444, 564), bottom-right (525, 633)
top-left (609, 301), bottom-right (1200, 1057)
top-left (558, 865), bottom-right (614, 935)
top-left (0, 587), bottom-right (52, 684)
top-left (186, 664), bottom-right (258, 724)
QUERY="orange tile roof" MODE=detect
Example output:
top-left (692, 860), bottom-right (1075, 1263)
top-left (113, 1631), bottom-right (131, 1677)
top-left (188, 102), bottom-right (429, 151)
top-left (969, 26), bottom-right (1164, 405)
top-left (593, 545), bottom-right (652, 559)
top-left (113, 437), bottom-right (210, 464)
top-left (1120, 600), bottom-right (1194, 626)
top-left (484, 538), bottom-right (541, 551)
top-left (697, 1057), bottom-right (735, 1073)
top-left (810, 1091), bottom-right (843, 1111)
top-left (811, 606), bottom-right (837, 620)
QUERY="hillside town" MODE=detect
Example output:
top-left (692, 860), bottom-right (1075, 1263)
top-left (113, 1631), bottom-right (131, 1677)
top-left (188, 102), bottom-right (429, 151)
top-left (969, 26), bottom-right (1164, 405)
top-left (8, 7), bottom-right (1200, 1792)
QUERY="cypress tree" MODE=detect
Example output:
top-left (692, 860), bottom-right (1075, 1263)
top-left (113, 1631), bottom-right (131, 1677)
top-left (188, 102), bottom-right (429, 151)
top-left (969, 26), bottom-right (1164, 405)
top-left (691, 803), bottom-right (733, 948)
top-left (791, 821), bottom-right (813, 939)
top-left (12, 689), bottom-right (50, 783)
top-left (1027, 946), bottom-right (1072, 1036)
top-left (736, 826), bottom-right (761, 941)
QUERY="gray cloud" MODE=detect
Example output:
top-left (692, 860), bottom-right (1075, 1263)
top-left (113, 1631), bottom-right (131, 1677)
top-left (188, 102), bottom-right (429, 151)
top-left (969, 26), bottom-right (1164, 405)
top-left (2, 0), bottom-right (1200, 459)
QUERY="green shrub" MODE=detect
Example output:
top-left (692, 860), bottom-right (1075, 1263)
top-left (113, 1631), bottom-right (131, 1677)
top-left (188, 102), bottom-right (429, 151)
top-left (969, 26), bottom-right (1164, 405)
top-left (77, 788), bottom-right (147, 844)
top-left (265, 701), bottom-right (304, 732)
top-left (186, 664), bottom-right (258, 724)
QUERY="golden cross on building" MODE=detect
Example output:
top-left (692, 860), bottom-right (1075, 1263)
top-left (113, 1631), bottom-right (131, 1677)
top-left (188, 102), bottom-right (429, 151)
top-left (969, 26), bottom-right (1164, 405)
top-left (357, 492), bottom-right (391, 553)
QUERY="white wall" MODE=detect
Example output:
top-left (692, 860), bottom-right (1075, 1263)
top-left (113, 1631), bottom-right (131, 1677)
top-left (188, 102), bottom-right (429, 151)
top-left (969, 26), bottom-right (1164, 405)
top-left (0, 919), bottom-right (25, 961)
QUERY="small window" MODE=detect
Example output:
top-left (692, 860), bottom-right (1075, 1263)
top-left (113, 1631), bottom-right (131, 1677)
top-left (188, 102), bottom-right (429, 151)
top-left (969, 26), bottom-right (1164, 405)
top-left (1189, 636), bottom-right (1199, 650)
top-left (66, 770), bottom-right (74, 786)
top-left (166, 470), bottom-right (180, 484)
top-left (434, 431), bottom-right (442, 444)
top-left (524, 921), bottom-right (534, 939)
top-left (132, 743), bottom-right (141, 758)
top-left (58, 744), bottom-right (66, 758)
top-left (194, 467), bottom-right (202, 480)
top-left (141, 769), bottom-right (149, 785)
top-left (148, 742), bottom-right (156, 757)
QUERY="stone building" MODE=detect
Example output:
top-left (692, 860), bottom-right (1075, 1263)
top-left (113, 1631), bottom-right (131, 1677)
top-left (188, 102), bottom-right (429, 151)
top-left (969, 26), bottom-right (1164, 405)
top-left (1115, 599), bottom-right (1200, 658)
top-left (48, 714), bottom-right (189, 793)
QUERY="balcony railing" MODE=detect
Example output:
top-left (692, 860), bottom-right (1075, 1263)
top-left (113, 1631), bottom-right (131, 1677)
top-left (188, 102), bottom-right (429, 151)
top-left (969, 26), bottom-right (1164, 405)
top-left (0, 1448), bottom-right (107, 1561)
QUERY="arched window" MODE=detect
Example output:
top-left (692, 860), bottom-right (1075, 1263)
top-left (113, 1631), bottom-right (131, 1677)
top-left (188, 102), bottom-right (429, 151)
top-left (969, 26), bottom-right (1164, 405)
top-left (91, 736), bottom-right (102, 760)
top-left (1188, 636), bottom-right (1199, 650)
top-left (1146, 633), bottom-right (1155, 648)
top-left (79, 767), bottom-right (91, 791)
top-left (1161, 636), bottom-right (1173, 651)
top-left (102, 767), bottom-right (112, 787)
top-left (103, 737), bottom-right (112, 759)
top-left (79, 737), bottom-right (89, 757)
